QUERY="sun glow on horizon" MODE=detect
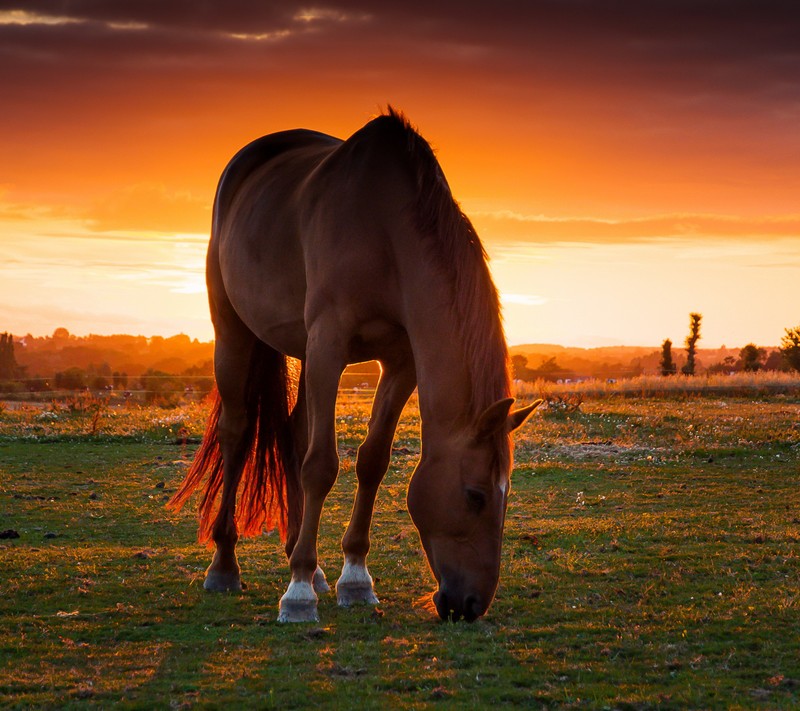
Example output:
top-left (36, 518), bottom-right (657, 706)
top-left (1, 4), bottom-right (798, 347)
top-left (0, 213), bottom-right (213, 340)
top-left (2, 198), bottom-right (797, 349)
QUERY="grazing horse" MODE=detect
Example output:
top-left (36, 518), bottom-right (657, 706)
top-left (168, 109), bottom-right (540, 622)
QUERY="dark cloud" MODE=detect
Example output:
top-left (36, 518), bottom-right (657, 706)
top-left (3, 1), bottom-right (799, 86)
top-left (2, 0), bottom-right (799, 221)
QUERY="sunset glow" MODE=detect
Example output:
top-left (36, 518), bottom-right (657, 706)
top-left (1, 1), bottom-right (798, 347)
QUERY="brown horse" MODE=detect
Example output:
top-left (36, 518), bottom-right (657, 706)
top-left (168, 109), bottom-right (540, 622)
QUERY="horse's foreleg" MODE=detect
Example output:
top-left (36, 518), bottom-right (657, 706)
top-left (337, 357), bottom-right (416, 607)
top-left (284, 368), bottom-right (330, 595)
top-left (204, 338), bottom-right (254, 592)
top-left (278, 333), bottom-right (344, 622)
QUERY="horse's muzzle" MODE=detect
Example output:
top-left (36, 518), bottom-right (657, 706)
top-left (433, 588), bottom-right (485, 622)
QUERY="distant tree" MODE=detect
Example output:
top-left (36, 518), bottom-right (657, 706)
top-left (182, 360), bottom-right (213, 377)
top-left (113, 371), bottom-right (129, 390)
top-left (55, 367), bottom-right (87, 390)
top-left (181, 361), bottom-right (214, 396)
top-left (739, 344), bottom-right (766, 372)
top-left (531, 356), bottom-right (566, 381)
top-left (763, 350), bottom-right (790, 372)
top-left (511, 354), bottom-right (531, 381)
top-left (90, 374), bottom-right (110, 390)
top-left (660, 339), bottom-right (677, 376)
top-left (0, 332), bottom-right (18, 380)
top-left (706, 355), bottom-right (738, 375)
top-left (83, 362), bottom-right (111, 391)
top-left (780, 326), bottom-right (800, 373)
top-left (140, 369), bottom-right (182, 405)
top-left (682, 313), bottom-right (702, 375)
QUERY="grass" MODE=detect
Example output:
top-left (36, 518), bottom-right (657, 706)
top-left (1, 391), bottom-right (799, 708)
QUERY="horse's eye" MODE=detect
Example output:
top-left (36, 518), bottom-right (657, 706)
top-left (465, 487), bottom-right (487, 513)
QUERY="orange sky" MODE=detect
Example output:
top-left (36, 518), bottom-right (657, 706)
top-left (1, 2), bottom-right (799, 348)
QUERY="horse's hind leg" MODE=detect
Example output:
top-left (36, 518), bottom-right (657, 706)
top-left (204, 331), bottom-right (256, 592)
top-left (337, 354), bottom-right (416, 607)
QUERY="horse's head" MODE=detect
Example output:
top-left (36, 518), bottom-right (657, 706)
top-left (407, 397), bottom-right (541, 621)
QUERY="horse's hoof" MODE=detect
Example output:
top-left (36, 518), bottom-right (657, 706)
top-left (336, 561), bottom-right (379, 606)
top-left (203, 569), bottom-right (243, 592)
top-left (336, 583), bottom-right (380, 607)
top-left (277, 581), bottom-right (319, 623)
top-left (313, 566), bottom-right (330, 594)
top-left (277, 599), bottom-right (320, 623)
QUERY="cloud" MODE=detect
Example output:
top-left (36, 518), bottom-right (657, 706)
top-left (2, 1), bottom-right (798, 95)
top-left (473, 210), bottom-right (800, 245)
top-left (500, 292), bottom-right (548, 307)
top-left (1, 0), bottom-right (799, 231)
top-left (0, 9), bottom-right (82, 26)
top-left (0, 187), bottom-right (210, 235)
top-left (87, 183), bottom-right (211, 233)
top-left (2, 1), bottom-right (796, 209)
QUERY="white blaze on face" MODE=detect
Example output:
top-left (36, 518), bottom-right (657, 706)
top-left (497, 480), bottom-right (510, 520)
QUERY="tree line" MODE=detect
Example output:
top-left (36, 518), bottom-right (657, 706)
top-left (659, 315), bottom-right (800, 376)
top-left (510, 317), bottom-right (800, 383)
top-left (4, 323), bottom-right (800, 395)
top-left (0, 329), bottom-right (215, 404)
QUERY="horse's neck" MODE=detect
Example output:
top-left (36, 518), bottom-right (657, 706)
top-left (396, 227), bottom-right (506, 438)
top-left (403, 283), bottom-right (475, 435)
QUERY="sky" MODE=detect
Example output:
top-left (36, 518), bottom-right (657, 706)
top-left (1, 0), bottom-right (799, 348)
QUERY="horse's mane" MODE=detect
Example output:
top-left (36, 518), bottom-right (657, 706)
top-left (382, 107), bottom-right (511, 449)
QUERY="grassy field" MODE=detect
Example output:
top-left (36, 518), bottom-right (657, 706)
top-left (1, 389), bottom-right (799, 709)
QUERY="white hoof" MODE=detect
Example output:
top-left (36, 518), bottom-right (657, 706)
top-left (336, 560), bottom-right (379, 607)
top-left (313, 566), bottom-right (330, 594)
top-left (203, 569), bottom-right (242, 592)
top-left (277, 581), bottom-right (319, 623)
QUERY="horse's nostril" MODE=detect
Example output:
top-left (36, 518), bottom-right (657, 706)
top-left (434, 587), bottom-right (485, 621)
top-left (464, 594), bottom-right (483, 622)
top-left (434, 590), bottom-right (465, 621)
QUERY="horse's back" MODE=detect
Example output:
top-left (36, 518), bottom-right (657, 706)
top-left (212, 115), bottom-right (429, 362)
top-left (296, 117), bottom-right (424, 330)
top-left (213, 130), bottom-right (340, 233)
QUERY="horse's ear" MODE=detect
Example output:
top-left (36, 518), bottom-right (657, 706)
top-left (477, 398), bottom-right (543, 439)
top-left (507, 399), bottom-right (543, 433)
top-left (475, 398), bottom-right (515, 439)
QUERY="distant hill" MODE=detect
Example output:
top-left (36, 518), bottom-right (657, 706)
top-left (14, 330), bottom-right (214, 379)
top-left (6, 329), bottom-right (381, 389)
top-left (4, 329), bottom-right (785, 384)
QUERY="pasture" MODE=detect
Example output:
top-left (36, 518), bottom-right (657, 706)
top-left (1, 390), bottom-right (799, 708)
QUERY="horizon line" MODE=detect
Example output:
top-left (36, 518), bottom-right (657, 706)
top-left (4, 329), bottom-right (783, 352)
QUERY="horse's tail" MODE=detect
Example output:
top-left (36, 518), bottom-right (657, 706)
top-left (167, 342), bottom-right (303, 547)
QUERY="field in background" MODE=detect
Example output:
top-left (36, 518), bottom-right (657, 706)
top-left (522, 370), bottom-right (800, 398)
top-left (1, 388), bottom-right (799, 707)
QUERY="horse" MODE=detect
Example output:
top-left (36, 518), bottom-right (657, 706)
top-left (168, 108), bottom-right (541, 623)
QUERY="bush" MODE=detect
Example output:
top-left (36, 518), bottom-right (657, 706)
top-left (780, 326), bottom-right (800, 373)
